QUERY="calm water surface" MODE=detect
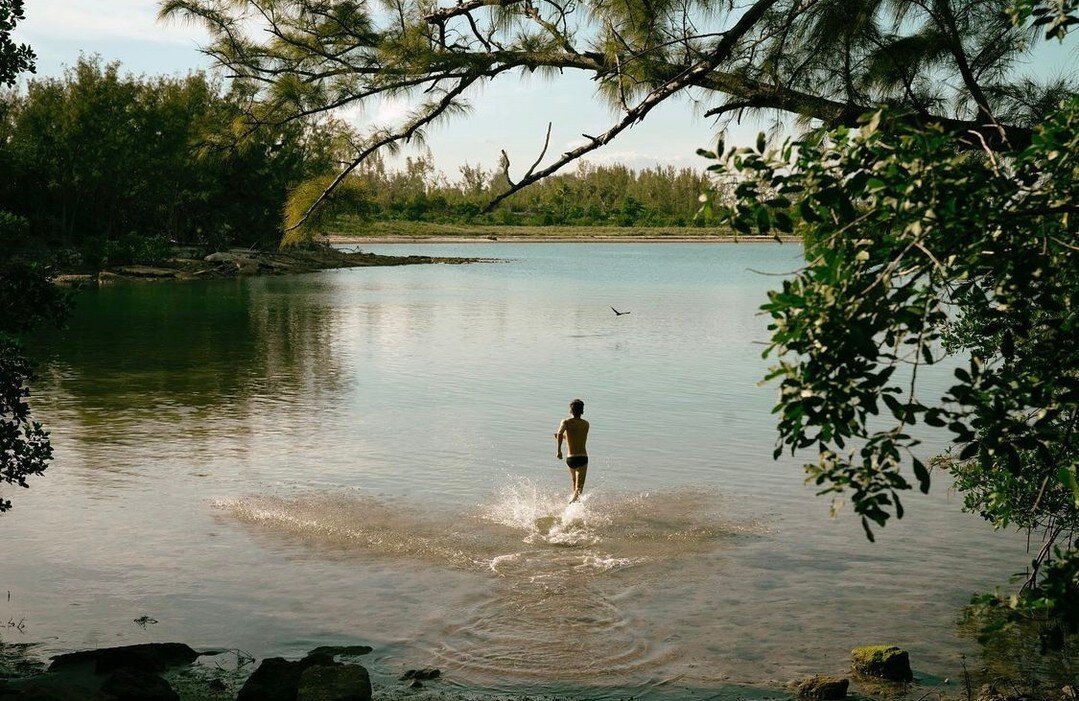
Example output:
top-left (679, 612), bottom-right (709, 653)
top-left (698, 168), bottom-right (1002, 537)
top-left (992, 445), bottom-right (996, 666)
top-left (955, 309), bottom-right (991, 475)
top-left (5, 243), bottom-right (1026, 698)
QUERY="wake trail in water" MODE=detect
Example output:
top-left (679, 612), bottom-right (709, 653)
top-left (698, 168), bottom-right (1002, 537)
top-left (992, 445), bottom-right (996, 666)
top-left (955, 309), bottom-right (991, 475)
top-left (212, 478), bottom-right (763, 577)
top-left (212, 480), bottom-right (767, 682)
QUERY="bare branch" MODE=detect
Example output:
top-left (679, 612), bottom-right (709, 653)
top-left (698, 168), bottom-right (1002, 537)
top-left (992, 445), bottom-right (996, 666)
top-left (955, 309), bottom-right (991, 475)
top-left (482, 0), bottom-right (784, 211)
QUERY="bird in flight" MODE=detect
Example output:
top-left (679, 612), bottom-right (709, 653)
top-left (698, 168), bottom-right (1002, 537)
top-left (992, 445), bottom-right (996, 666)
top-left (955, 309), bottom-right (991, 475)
top-left (611, 307), bottom-right (631, 316)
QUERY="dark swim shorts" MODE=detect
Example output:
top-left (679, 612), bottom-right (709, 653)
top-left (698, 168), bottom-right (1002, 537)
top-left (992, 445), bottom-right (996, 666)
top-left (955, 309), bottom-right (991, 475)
top-left (566, 456), bottom-right (589, 469)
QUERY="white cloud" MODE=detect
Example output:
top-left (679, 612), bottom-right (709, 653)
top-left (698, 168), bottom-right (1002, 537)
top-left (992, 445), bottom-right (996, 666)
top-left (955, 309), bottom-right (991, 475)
top-left (559, 141), bottom-right (700, 170)
top-left (374, 96), bottom-right (412, 125)
top-left (335, 95), bottom-right (420, 131)
top-left (22, 0), bottom-right (205, 45)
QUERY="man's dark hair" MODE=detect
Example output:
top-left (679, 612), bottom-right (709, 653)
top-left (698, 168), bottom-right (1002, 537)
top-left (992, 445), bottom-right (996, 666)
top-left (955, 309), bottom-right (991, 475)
top-left (569, 398), bottom-right (584, 416)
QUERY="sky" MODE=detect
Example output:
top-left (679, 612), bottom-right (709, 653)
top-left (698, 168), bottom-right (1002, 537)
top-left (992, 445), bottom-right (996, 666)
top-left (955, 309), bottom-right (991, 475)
top-left (14, 0), bottom-right (1077, 180)
top-left (11, 0), bottom-right (781, 178)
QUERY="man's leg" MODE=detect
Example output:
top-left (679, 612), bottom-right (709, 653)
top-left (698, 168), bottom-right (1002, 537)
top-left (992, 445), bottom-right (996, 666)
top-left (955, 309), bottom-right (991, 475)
top-left (576, 466), bottom-right (588, 496)
top-left (569, 468), bottom-right (579, 501)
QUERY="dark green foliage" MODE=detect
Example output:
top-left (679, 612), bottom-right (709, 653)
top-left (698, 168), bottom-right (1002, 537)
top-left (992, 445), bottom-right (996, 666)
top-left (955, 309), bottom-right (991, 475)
top-left (704, 98), bottom-right (1078, 620)
top-left (0, 336), bottom-right (51, 513)
top-left (0, 260), bottom-right (67, 513)
top-left (0, 0), bottom-right (33, 87)
top-left (0, 260), bottom-right (68, 334)
top-left (0, 0), bottom-right (55, 515)
top-left (0, 57), bottom-right (342, 261)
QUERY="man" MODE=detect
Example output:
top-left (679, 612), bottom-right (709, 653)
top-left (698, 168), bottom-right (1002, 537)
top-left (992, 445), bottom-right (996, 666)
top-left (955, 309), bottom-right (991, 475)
top-left (555, 398), bottom-right (590, 502)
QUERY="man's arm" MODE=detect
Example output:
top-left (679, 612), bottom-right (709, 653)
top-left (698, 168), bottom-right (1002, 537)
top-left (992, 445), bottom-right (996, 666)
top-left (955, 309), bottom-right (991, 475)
top-left (555, 420), bottom-right (565, 459)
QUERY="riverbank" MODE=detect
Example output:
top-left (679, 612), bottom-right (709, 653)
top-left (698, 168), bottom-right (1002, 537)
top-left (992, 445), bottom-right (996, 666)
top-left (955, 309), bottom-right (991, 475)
top-left (324, 220), bottom-right (800, 243)
top-left (51, 245), bottom-right (481, 286)
top-left (3, 638), bottom-right (1072, 701)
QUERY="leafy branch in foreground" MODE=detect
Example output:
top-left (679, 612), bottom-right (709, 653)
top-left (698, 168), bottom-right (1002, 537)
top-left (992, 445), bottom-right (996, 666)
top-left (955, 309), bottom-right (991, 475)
top-left (0, 0), bottom-right (34, 86)
top-left (702, 98), bottom-right (1077, 620)
top-left (0, 0), bottom-right (63, 514)
top-left (0, 258), bottom-right (67, 513)
top-left (161, 0), bottom-right (1073, 244)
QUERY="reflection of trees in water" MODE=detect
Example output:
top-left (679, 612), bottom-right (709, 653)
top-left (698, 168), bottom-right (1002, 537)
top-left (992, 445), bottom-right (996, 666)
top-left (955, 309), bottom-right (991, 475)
top-left (30, 276), bottom-right (347, 473)
top-left (957, 599), bottom-right (1078, 695)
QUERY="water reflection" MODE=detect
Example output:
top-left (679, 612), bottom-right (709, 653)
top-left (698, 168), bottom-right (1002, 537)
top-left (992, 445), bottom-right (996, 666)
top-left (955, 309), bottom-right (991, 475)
top-left (32, 277), bottom-right (348, 481)
top-left (4, 245), bottom-right (1040, 695)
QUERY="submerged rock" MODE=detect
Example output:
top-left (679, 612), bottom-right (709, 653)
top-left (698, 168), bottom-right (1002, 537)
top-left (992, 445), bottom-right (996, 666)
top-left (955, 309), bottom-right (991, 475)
top-left (797, 675), bottom-right (849, 699)
top-left (296, 664), bottom-right (371, 701)
top-left (305, 646), bottom-right (373, 659)
top-left (48, 644), bottom-right (200, 674)
top-left (399, 667), bottom-right (440, 681)
top-left (100, 668), bottom-right (178, 701)
top-left (849, 645), bottom-right (912, 682)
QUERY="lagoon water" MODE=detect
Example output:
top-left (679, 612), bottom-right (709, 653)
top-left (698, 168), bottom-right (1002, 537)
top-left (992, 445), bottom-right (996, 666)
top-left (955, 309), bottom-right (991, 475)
top-left (6, 243), bottom-right (1028, 698)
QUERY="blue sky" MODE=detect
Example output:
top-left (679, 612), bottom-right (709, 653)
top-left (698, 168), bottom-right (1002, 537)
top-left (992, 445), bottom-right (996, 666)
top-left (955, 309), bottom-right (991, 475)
top-left (15, 0), bottom-right (1077, 179)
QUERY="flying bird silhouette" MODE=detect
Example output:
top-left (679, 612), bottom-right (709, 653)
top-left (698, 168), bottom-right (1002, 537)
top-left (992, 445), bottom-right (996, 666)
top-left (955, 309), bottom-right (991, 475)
top-left (611, 307), bottom-right (631, 316)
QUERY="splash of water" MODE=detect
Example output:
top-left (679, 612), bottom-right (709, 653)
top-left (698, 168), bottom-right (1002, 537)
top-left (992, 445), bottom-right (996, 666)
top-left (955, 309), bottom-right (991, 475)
top-left (210, 484), bottom-right (763, 681)
top-left (480, 480), bottom-right (611, 547)
top-left (212, 480), bottom-right (759, 577)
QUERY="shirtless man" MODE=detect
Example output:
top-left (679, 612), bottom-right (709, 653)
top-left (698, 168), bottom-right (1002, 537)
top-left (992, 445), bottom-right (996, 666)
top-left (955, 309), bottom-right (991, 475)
top-left (555, 398), bottom-right (590, 502)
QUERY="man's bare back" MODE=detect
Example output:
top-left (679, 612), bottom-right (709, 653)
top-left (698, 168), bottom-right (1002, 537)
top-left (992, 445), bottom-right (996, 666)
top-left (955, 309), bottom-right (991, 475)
top-left (555, 399), bottom-right (590, 502)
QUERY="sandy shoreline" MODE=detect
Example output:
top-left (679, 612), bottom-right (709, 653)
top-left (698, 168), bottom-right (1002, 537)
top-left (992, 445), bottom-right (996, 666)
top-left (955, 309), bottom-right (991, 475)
top-left (324, 235), bottom-right (800, 244)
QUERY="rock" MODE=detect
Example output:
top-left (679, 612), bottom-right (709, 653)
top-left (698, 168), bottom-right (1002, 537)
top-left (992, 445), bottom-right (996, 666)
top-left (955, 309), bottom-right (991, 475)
top-left (49, 644), bottom-right (200, 674)
top-left (296, 664), bottom-right (371, 701)
top-left (113, 266), bottom-right (177, 279)
top-left (850, 645), bottom-right (912, 682)
top-left (207, 678), bottom-right (228, 692)
top-left (237, 651), bottom-right (354, 701)
top-left (299, 652), bottom-right (339, 670)
top-left (0, 681), bottom-right (106, 700)
top-left (203, 252), bottom-right (259, 274)
top-left (100, 668), bottom-right (179, 701)
top-left (203, 252), bottom-right (238, 263)
top-left (797, 675), bottom-right (849, 700)
top-left (52, 274), bottom-right (97, 288)
top-left (236, 658), bottom-right (304, 701)
top-left (399, 668), bottom-right (440, 681)
top-left (305, 646), bottom-right (373, 659)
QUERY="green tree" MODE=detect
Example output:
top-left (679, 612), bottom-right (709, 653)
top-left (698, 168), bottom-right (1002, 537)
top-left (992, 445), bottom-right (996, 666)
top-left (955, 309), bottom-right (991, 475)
top-left (162, 0), bottom-right (1074, 235)
top-left (0, 0), bottom-right (33, 86)
top-left (704, 97), bottom-right (1077, 623)
top-left (0, 57), bottom-right (346, 258)
top-left (0, 0), bottom-right (64, 513)
top-left (0, 258), bottom-right (66, 512)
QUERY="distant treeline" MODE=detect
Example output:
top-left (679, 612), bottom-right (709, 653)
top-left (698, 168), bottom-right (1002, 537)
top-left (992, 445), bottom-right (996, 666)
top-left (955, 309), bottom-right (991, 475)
top-left (0, 58), bottom-right (711, 265)
top-left (0, 58), bottom-right (342, 266)
top-left (347, 156), bottom-right (712, 228)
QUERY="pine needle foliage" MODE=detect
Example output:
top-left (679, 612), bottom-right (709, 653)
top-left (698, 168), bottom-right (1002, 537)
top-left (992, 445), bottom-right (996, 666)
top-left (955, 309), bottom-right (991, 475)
top-left (160, 0), bottom-right (1076, 239)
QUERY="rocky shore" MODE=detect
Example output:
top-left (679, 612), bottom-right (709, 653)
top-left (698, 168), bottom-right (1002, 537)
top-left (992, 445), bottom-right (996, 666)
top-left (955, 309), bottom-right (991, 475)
top-left (5, 639), bottom-right (1071, 701)
top-left (52, 245), bottom-right (482, 287)
top-left (0, 642), bottom-right (418, 701)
